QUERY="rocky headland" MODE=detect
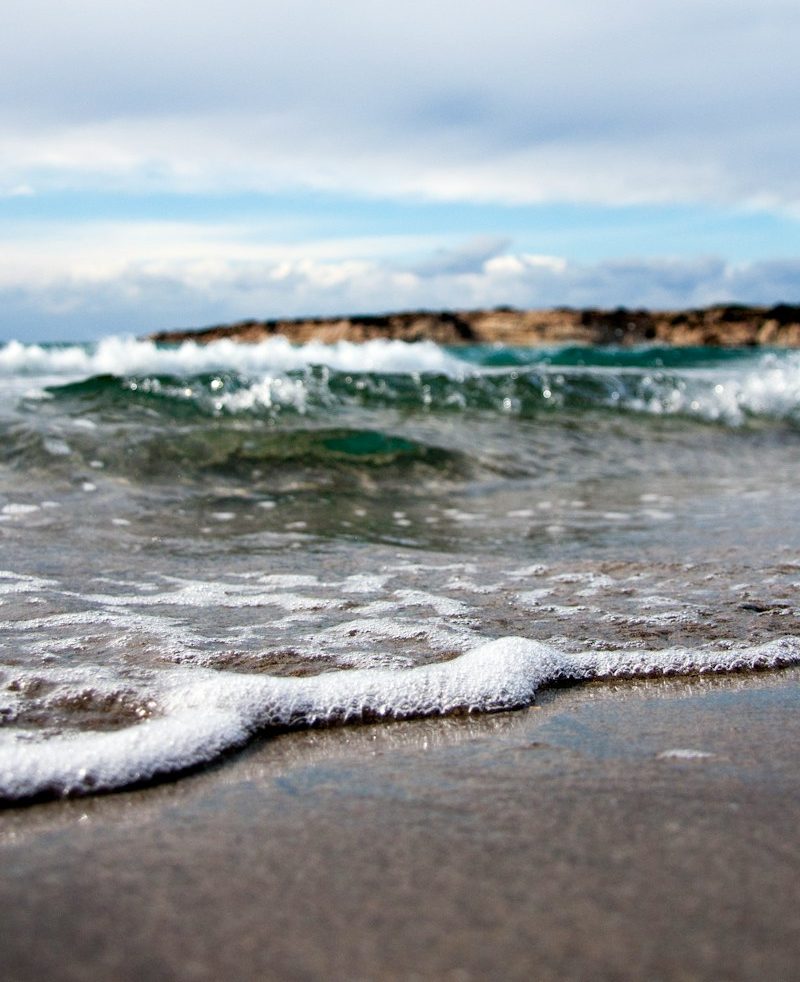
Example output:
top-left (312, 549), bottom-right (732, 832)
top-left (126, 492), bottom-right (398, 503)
top-left (147, 303), bottom-right (800, 347)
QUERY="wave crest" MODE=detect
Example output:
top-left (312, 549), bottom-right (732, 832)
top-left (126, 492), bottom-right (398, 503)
top-left (4, 336), bottom-right (800, 427)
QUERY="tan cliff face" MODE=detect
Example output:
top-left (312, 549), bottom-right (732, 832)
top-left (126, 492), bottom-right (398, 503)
top-left (147, 304), bottom-right (800, 347)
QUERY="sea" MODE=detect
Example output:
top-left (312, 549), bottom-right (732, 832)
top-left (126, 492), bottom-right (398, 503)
top-left (1, 335), bottom-right (799, 800)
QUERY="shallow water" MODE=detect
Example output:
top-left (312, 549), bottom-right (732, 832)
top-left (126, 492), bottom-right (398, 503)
top-left (1, 337), bottom-right (799, 798)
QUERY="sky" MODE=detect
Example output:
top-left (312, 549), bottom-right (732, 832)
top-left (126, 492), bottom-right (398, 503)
top-left (2, 0), bottom-right (800, 341)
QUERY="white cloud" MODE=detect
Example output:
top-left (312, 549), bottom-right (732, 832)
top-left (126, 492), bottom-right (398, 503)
top-left (1, 1), bottom-right (799, 209)
top-left (0, 184), bottom-right (34, 198)
top-left (0, 109), bottom-right (793, 211)
top-left (3, 247), bottom-right (799, 342)
top-left (1, 1), bottom-right (798, 341)
top-left (0, 219), bottom-right (437, 288)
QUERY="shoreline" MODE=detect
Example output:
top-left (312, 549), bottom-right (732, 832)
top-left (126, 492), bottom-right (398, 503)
top-left (146, 302), bottom-right (800, 347)
top-left (2, 668), bottom-right (799, 981)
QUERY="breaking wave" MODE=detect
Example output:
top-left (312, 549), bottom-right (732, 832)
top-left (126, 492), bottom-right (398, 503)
top-left (2, 336), bottom-right (799, 427)
top-left (0, 336), bottom-right (463, 379)
top-left (0, 338), bottom-right (800, 426)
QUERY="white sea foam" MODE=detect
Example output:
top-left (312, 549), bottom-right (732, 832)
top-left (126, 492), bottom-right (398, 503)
top-left (1, 635), bottom-right (798, 801)
top-left (341, 573), bottom-right (394, 594)
top-left (1, 503), bottom-right (41, 517)
top-left (516, 589), bottom-right (555, 605)
top-left (3, 337), bottom-right (799, 425)
top-left (623, 353), bottom-right (800, 424)
top-left (658, 748), bottom-right (715, 760)
top-left (0, 571), bottom-right (59, 594)
top-left (393, 589), bottom-right (471, 617)
top-left (0, 336), bottom-right (465, 380)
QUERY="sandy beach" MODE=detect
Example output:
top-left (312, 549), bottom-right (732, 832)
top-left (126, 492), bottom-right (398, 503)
top-left (2, 667), bottom-right (799, 982)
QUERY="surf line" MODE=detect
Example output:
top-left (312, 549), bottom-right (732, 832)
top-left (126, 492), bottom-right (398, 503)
top-left (1, 636), bottom-right (798, 801)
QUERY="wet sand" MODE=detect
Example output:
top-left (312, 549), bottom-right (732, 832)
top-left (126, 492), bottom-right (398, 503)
top-left (2, 668), bottom-right (799, 982)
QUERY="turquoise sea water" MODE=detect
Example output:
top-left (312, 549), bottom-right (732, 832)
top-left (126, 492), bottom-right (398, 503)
top-left (1, 337), bottom-right (799, 798)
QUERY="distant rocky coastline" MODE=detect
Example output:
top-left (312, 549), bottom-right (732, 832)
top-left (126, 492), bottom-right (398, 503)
top-left (147, 303), bottom-right (800, 347)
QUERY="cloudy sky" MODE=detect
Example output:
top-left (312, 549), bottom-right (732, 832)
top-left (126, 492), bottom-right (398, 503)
top-left (3, 0), bottom-right (800, 340)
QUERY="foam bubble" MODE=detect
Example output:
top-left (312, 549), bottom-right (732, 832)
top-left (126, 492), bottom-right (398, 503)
top-left (1, 635), bottom-right (798, 801)
top-left (624, 352), bottom-right (800, 424)
top-left (341, 573), bottom-right (393, 594)
top-left (658, 748), bottom-right (715, 760)
top-left (1, 503), bottom-right (40, 516)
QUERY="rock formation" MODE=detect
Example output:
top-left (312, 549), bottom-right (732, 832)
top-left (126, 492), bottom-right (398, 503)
top-left (147, 304), bottom-right (800, 347)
